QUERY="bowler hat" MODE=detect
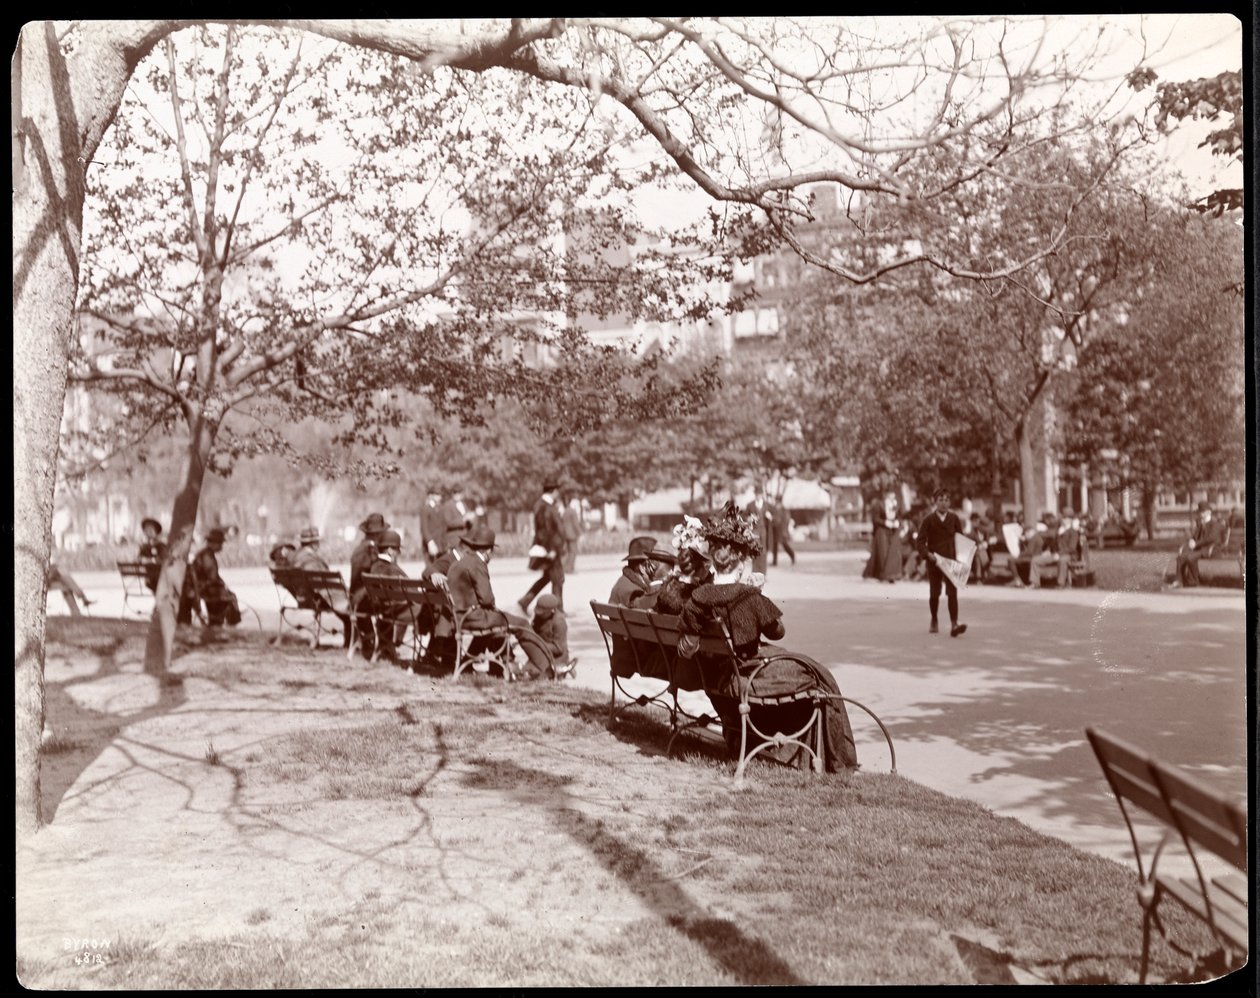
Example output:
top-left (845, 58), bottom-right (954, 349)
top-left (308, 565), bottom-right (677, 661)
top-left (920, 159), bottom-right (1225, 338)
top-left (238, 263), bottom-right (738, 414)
top-left (648, 546), bottom-right (677, 566)
top-left (359, 513), bottom-right (390, 535)
top-left (377, 529), bottom-right (402, 550)
top-left (460, 524), bottom-right (497, 550)
top-left (299, 526), bottom-right (320, 545)
top-left (270, 542), bottom-right (295, 562)
top-left (1196, 500), bottom-right (1211, 512)
top-left (206, 527), bottom-right (227, 544)
top-left (622, 536), bottom-right (658, 562)
top-left (543, 479), bottom-right (562, 493)
top-left (141, 517), bottom-right (162, 534)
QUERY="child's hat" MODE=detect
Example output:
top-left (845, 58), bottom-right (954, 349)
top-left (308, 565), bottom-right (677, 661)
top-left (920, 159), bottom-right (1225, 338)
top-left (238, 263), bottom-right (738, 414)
top-left (536, 594), bottom-right (561, 612)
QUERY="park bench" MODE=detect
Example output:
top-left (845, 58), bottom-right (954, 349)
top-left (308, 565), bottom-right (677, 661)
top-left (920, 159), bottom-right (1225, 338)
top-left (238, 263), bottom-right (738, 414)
top-left (117, 561), bottom-right (158, 618)
top-left (1086, 727), bottom-right (1248, 984)
top-left (1163, 520), bottom-right (1245, 589)
top-left (181, 565), bottom-right (263, 632)
top-left (360, 575), bottom-right (549, 679)
top-left (270, 567), bottom-right (351, 648)
top-left (986, 550), bottom-right (1095, 588)
top-left (590, 600), bottom-right (896, 785)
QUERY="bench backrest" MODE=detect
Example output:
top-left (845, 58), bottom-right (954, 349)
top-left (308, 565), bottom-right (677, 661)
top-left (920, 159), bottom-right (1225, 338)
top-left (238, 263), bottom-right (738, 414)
top-left (1149, 757), bottom-right (1247, 873)
top-left (1087, 727), bottom-right (1246, 873)
top-left (590, 601), bottom-right (735, 657)
top-left (361, 573), bottom-right (444, 609)
top-left (272, 567), bottom-right (347, 610)
top-left (117, 561), bottom-right (150, 581)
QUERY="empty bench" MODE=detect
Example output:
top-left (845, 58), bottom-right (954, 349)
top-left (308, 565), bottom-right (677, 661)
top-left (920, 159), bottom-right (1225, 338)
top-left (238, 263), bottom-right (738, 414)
top-left (591, 600), bottom-right (895, 784)
top-left (1086, 727), bottom-right (1247, 983)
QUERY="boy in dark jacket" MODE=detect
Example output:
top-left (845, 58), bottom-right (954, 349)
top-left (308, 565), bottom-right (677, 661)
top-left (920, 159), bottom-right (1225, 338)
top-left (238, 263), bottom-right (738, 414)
top-left (532, 594), bottom-right (576, 678)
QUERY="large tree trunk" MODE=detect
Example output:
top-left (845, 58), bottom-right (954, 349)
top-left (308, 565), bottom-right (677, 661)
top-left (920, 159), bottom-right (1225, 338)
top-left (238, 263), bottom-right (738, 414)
top-left (13, 21), bottom-right (178, 838)
top-left (142, 421), bottom-right (219, 675)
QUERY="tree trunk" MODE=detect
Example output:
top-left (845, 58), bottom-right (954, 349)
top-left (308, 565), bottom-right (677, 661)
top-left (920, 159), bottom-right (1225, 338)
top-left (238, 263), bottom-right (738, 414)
top-left (989, 432), bottom-right (1005, 521)
top-left (13, 20), bottom-right (177, 839)
top-left (1140, 483), bottom-right (1157, 540)
top-left (1016, 418), bottom-right (1037, 523)
top-left (143, 419), bottom-right (218, 674)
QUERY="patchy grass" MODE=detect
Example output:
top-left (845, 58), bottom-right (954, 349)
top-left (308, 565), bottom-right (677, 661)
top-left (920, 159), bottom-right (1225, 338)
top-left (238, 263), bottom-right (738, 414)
top-left (24, 620), bottom-right (1238, 988)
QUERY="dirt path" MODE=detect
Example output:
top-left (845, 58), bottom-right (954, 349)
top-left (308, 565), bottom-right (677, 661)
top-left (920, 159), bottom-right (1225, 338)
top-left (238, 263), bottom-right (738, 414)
top-left (18, 620), bottom-right (757, 973)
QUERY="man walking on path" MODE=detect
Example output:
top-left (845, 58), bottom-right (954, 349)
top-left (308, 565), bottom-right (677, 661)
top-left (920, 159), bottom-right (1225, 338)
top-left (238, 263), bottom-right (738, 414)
top-left (917, 488), bottom-right (967, 637)
top-left (518, 479), bottom-right (567, 615)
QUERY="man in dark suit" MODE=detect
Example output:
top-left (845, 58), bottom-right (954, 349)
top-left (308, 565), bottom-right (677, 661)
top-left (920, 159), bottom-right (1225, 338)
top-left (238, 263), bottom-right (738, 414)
top-left (439, 490), bottom-right (472, 553)
top-left (181, 527), bottom-right (241, 627)
top-left (769, 500), bottom-right (796, 567)
top-left (1173, 501), bottom-right (1224, 587)
top-left (357, 529), bottom-right (426, 663)
top-left (916, 488), bottom-right (967, 637)
top-left (518, 479), bottom-right (567, 615)
top-left (419, 490), bottom-right (446, 565)
top-left (448, 524), bottom-right (518, 660)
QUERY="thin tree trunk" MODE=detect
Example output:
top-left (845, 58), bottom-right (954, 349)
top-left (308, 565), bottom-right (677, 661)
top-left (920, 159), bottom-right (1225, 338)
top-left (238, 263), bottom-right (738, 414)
top-left (989, 431), bottom-right (1004, 521)
top-left (143, 419), bottom-right (218, 674)
top-left (1016, 418), bottom-right (1037, 523)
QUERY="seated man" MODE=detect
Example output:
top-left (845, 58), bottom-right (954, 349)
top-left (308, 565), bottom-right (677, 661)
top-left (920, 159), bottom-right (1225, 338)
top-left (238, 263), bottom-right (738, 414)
top-left (1172, 501), bottom-right (1224, 588)
top-left (446, 525), bottom-right (518, 664)
top-left (269, 541), bottom-right (296, 569)
top-left (1012, 522), bottom-right (1057, 589)
top-left (289, 526), bottom-right (351, 638)
top-left (357, 529), bottom-right (426, 662)
top-left (609, 536), bottom-right (667, 607)
top-left (965, 511), bottom-right (993, 583)
top-left (180, 527), bottom-right (241, 626)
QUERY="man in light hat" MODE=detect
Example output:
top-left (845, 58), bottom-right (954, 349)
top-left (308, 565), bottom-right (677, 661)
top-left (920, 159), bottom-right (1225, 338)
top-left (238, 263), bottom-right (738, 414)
top-left (518, 479), bottom-right (568, 616)
top-left (181, 527), bottom-right (241, 627)
top-left (291, 526), bottom-right (328, 572)
top-left (291, 526), bottom-right (350, 623)
top-left (1172, 500), bottom-right (1223, 588)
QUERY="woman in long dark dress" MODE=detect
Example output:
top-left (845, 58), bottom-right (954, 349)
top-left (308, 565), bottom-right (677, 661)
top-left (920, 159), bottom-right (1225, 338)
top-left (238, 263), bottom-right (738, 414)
top-left (863, 491), bottom-right (903, 583)
top-left (678, 502), bottom-right (858, 772)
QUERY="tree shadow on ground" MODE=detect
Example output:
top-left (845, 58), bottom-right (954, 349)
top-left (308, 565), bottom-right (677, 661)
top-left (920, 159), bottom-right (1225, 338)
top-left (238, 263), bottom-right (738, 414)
top-left (41, 618), bottom-right (190, 823)
top-left (460, 757), bottom-right (808, 986)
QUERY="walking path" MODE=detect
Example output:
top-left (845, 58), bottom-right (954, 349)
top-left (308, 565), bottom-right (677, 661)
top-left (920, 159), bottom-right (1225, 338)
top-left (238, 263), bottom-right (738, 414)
top-left (56, 549), bottom-right (1248, 873)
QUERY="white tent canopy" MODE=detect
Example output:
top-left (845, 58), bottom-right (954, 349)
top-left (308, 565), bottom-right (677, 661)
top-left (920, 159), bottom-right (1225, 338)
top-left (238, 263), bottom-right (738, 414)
top-left (629, 479), bottom-right (832, 519)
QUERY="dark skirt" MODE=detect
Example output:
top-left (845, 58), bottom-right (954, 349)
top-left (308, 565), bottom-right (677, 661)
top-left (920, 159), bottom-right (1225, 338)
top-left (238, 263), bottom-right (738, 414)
top-left (707, 649), bottom-right (857, 772)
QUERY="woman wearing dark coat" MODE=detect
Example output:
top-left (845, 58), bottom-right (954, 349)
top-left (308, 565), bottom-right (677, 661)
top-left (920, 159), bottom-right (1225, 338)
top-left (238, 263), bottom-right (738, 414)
top-left (863, 491), bottom-right (903, 583)
top-left (678, 501), bottom-right (858, 773)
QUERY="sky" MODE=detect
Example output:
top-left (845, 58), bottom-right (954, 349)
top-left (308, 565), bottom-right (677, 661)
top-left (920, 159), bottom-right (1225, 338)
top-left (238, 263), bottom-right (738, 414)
top-left (627, 13), bottom-right (1244, 230)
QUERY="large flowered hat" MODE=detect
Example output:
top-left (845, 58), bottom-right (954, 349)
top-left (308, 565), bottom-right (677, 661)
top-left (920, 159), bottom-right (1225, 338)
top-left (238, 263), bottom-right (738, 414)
top-left (671, 515), bottom-right (709, 558)
top-left (700, 500), bottom-right (763, 559)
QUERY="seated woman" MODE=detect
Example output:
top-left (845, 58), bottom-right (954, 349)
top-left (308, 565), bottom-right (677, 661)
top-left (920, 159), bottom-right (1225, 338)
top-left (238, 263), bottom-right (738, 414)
top-left (649, 515), bottom-right (713, 616)
top-left (678, 501), bottom-right (857, 773)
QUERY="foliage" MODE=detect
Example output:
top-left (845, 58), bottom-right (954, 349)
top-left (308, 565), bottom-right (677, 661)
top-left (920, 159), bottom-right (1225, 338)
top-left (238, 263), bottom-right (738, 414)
top-left (1059, 209), bottom-right (1245, 493)
top-left (1126, 67), bottom-right (1243, 215)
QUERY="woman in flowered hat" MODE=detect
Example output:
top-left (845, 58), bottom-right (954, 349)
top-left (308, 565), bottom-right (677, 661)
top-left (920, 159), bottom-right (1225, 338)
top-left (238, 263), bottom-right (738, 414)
top-left (678, 501), bottom-right (858, 773)
top-left (650, 515), bottom-right (713, 616)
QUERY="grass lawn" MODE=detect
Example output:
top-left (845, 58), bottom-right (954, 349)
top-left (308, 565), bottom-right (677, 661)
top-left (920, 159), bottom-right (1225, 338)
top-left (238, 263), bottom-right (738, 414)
top-left (18, 620), bottom-right (1239, 988)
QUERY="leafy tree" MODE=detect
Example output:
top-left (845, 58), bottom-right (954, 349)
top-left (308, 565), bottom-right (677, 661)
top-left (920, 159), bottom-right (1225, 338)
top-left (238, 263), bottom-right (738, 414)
top-left (1126, 66), bottom-right (1243, 215)
top-left (13, 15), bottom-right (1185, 835)
top-left (1060, 209), bottom-right (1245, 533)
top-left (71, 27), bottom-right (723, 674)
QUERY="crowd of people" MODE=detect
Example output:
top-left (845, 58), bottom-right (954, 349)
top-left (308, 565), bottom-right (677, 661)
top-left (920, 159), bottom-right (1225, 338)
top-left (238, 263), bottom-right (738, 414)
top-left (604, 500), bottom-right (858, 773)
top-left (862, 494), bottom-right (1095, 593)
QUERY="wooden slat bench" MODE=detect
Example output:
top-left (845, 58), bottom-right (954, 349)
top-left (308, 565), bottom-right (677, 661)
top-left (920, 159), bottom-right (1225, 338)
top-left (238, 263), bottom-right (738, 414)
top-left (360, 574), bottom-right (440, 664)
top-left (360, 577), bottom-right (547, 680)
top-left (271, 567), bottom-right (351, 649)
top-left (591, 600), bottom-right (896, 784)
top-left (1086, 727), bottom-right (1248, 983)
